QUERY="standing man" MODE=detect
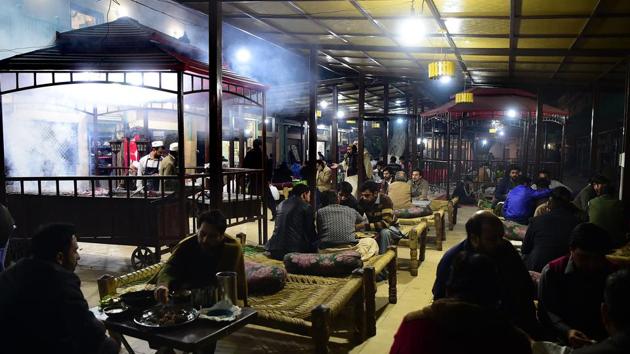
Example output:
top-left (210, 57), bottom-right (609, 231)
top-left (137, 140), bottom-right (164, 192)
top-left (357, 181), bottom-right (403, 253)
top-left (159, 142), bottom-right (178, 191)
top-left (265, 184), bottom-right (317, 260)
top-left (408, 169), bottom-right (429, 200)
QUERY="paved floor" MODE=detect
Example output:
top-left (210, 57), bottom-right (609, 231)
top-left (77, 206), bottom-right (476, 353)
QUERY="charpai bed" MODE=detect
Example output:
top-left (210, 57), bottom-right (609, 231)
top-left (97, 234), bottom-right (397, 354)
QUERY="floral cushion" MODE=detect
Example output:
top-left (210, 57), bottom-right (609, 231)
top-left (503, 220), bottom-right (528, 241)
top-left (283, 251), bottom-right (363, 276)
top-left (395, 206), bottom-right (432, 218)
top-left (245, 261), bottom-right (287, 295)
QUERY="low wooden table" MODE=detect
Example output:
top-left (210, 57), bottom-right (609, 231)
top-left (104, 307), bottom-right (257, 354)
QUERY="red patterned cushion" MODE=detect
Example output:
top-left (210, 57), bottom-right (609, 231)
top-left (245, 261), bottom-right (287, 295)
top-left (283, 251), bottom-right (363, 276)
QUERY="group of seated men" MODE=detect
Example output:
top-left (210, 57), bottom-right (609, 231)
top-left (264, 181), bottom-right (405, 260)
top-left (392, 210), bottom-right (630, 354)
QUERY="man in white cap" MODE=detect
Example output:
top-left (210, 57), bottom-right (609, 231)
top-left (160, 142), bottom-right (178, 191)
top-left (137, 140), bottom-right (164, 191)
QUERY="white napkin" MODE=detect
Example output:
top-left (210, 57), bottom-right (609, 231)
top-left (199, 300), bottom-right (241, 322)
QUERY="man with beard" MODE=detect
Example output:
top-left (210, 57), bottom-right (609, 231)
top-left (137, 140), bottom-right (165, 192)
top-left (493, 165), bottom-right (521, 205)
top-left (154, 210), bottom-right (246, 305)
top-left (432, 211), bottom-right (542, 338)
top-left (159, 142), bottom-right (178, 191)
top-left (357, 181), bottom-right (403, 254)
top-left (0, 224), bottom-right (120, 354)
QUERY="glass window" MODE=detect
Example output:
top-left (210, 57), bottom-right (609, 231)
top-left (70, 4), bottom-right (102, 30)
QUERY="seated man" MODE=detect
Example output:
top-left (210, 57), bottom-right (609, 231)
top-left (265, 184), bottom-right (317, 260)
top-left (408, 169), bottom-right (429, 200)
top-left (493, 165), bottom-right (520, 205)
top-left (433, 211), bottom-right (541, 338)
top-left (522, 187), bottom-right (581, 272)
top-left (154, 210), bottom-right (246, 304)
top-left (573, 174), bottom-right (608, 212)
top-left (588, 185), bottom-right (627, 247)
top-left (338, 181), bottom-right (359, 212)
top-left (453, 177), bottom-right (476, 205)
top-left (503, 175), bottom-right (552, 225)
top-left (316, 190), bottom-right (365, 249)
top-left (380, 167), bottom-right (394, 194)
top-left (573, 269), bottom-right (630, 354)
top-left (358, 181), bottom-right (403, 254)
top-left (388, 171), bottom-right (413, 210)
top-left (0, 224), bottom-right (120, 354)
top-left (533, 170), bottom-right (572, 193)
top-left (538, 223), bottom-right (614, 348)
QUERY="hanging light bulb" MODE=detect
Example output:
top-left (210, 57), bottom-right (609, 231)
top-left (398, 0), bottom-right (425, 46)
top-left (428, 60), bottom-right (455, 80)
top-left (440, 75), bottom-right (451, 84)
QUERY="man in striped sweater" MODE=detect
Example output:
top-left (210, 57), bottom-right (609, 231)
top-left (357, 181), bottom-right (403, 253)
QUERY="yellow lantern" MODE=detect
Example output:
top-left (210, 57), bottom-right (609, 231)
top-left (455, 92), bottom-right (474, 103)
top-left (428, 60), bottom-right (455, 80)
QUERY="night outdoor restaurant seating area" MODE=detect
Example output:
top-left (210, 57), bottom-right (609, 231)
top-left (2, 1), bottom-right (630, 353)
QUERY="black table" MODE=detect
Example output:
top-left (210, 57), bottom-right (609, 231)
top-left (104, 307), bottom-right (257, 354)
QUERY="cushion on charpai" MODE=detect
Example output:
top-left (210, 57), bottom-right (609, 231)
top-left (283, 251), bottom-right (363, 276)
top-left (245, 261), bottom-right (287, 295)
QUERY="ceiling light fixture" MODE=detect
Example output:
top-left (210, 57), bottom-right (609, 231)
top-left (398, 0), bottom-right (426, 46)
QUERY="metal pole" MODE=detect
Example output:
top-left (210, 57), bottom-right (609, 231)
top-left (308, 47), bottom-right (318, 208)
top-left (560, 121), bottom-right (566, 181)
top-left (382, 81), bottom-right (389, 162)
top-left (176, 72), bottom-right (187, 235)
top-left (208, 0), bottom-right (223, 209)
top-left (457, 119), bottom-right (463, 181)
top-left (590, 85), bottom-right (600, 173)
top-left (446, 113), bottom-right (451, 199)
top-left (271, 117), bottom-right (277, 168)
top-left (522, 114), bottom-right (530, 173)
top-left (261, 91), bottom-right (269, 243)
top-left (620, 61), bottom-right (630, 203)
top-left (534, 88), bottom-right (544, 173)
top-left (0, 94), bottom-right (5, 203)
top-left (331, 85), bottom-right (339, 164)
top-left (411, 84), bottom-right (418, 171)
top-left (358, 74), bottom-right (366, 186)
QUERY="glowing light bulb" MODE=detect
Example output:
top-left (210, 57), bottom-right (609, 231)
top-left (481, 139), bottom-right (488, 146)
top-left (439, 75), bottom-right (452, 84)
top-left (506, 109), bottom-right (517, 118)
top-left (398, 18), bottom-right (425, 46)
top-left (498, 131), bottom-right (505, 137)
top-left (317, 124), bottom-right (326, 129)
top-left (264, 119), bottom-right (269, 124)
top-left (397, 118), bottom-right (404, 124)
top-left (235, 48), bottom-right (251, 63)
top-left (319, 100), bottom-right (329, 109)
top-left (336, 111), bottom-right (345, 119)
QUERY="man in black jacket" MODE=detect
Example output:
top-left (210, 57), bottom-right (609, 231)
top-left (265, 184), bottom-right (317, 260)
top-left (522, 187), bottom-right (581, 272)
top-left (0, 224), bottom-right (119, 354)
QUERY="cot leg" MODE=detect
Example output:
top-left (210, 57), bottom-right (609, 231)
top-left (453, 203), bottom-right (458, 226)
top-left (312, 305), bottom-right (331, 354)
top-left (419, 228), bottom-right (427, 262)
top-left (448, 201), bottom-right (455, 231)
top-left (387, 246), bottom-right (398, 304)
top-left (363, 266), bottom-right (376, 338)
top-left (352, 290), bottom-right (366, 343)
top-left (409, 230), bottom-right (418, 277)
top-left (434, 213), bottom-right (444, 251)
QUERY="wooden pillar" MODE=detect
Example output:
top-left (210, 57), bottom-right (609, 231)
top-left (590, 85), bottom-right (600, 173)
top-left (307, 47), bottom-right (318, 207)
top-left (331, 85), bottom-right (339, 164)
top-left (208, 0), bottom-right (223, 209)
top-left (534, 89), bottom-right (544, 173)
top-left (411, 85), bottom-right (418, 171)
top-left (620, 61), bottom-right (630, 203)
top-left (382, 81), bottom-right (389, 162)
top-left (358, 75), bottom-right (366, 187)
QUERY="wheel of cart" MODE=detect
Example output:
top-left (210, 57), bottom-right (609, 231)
top-left (130, 246), bottom-right (157, 270)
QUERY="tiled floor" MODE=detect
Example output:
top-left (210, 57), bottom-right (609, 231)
top-left (78, 206), bottom-right (476, 353)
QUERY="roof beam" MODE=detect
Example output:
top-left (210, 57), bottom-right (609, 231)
top-left (285, 43), bottom-right (630, 57)
top-left (257, 31), bottom-right (630, 39)
top-left (509, 0), bottom-right (522, 78)
top-left (552, 0), bottom-right (602, 79)
top-left (424, 0), bottom-right (472, 83)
